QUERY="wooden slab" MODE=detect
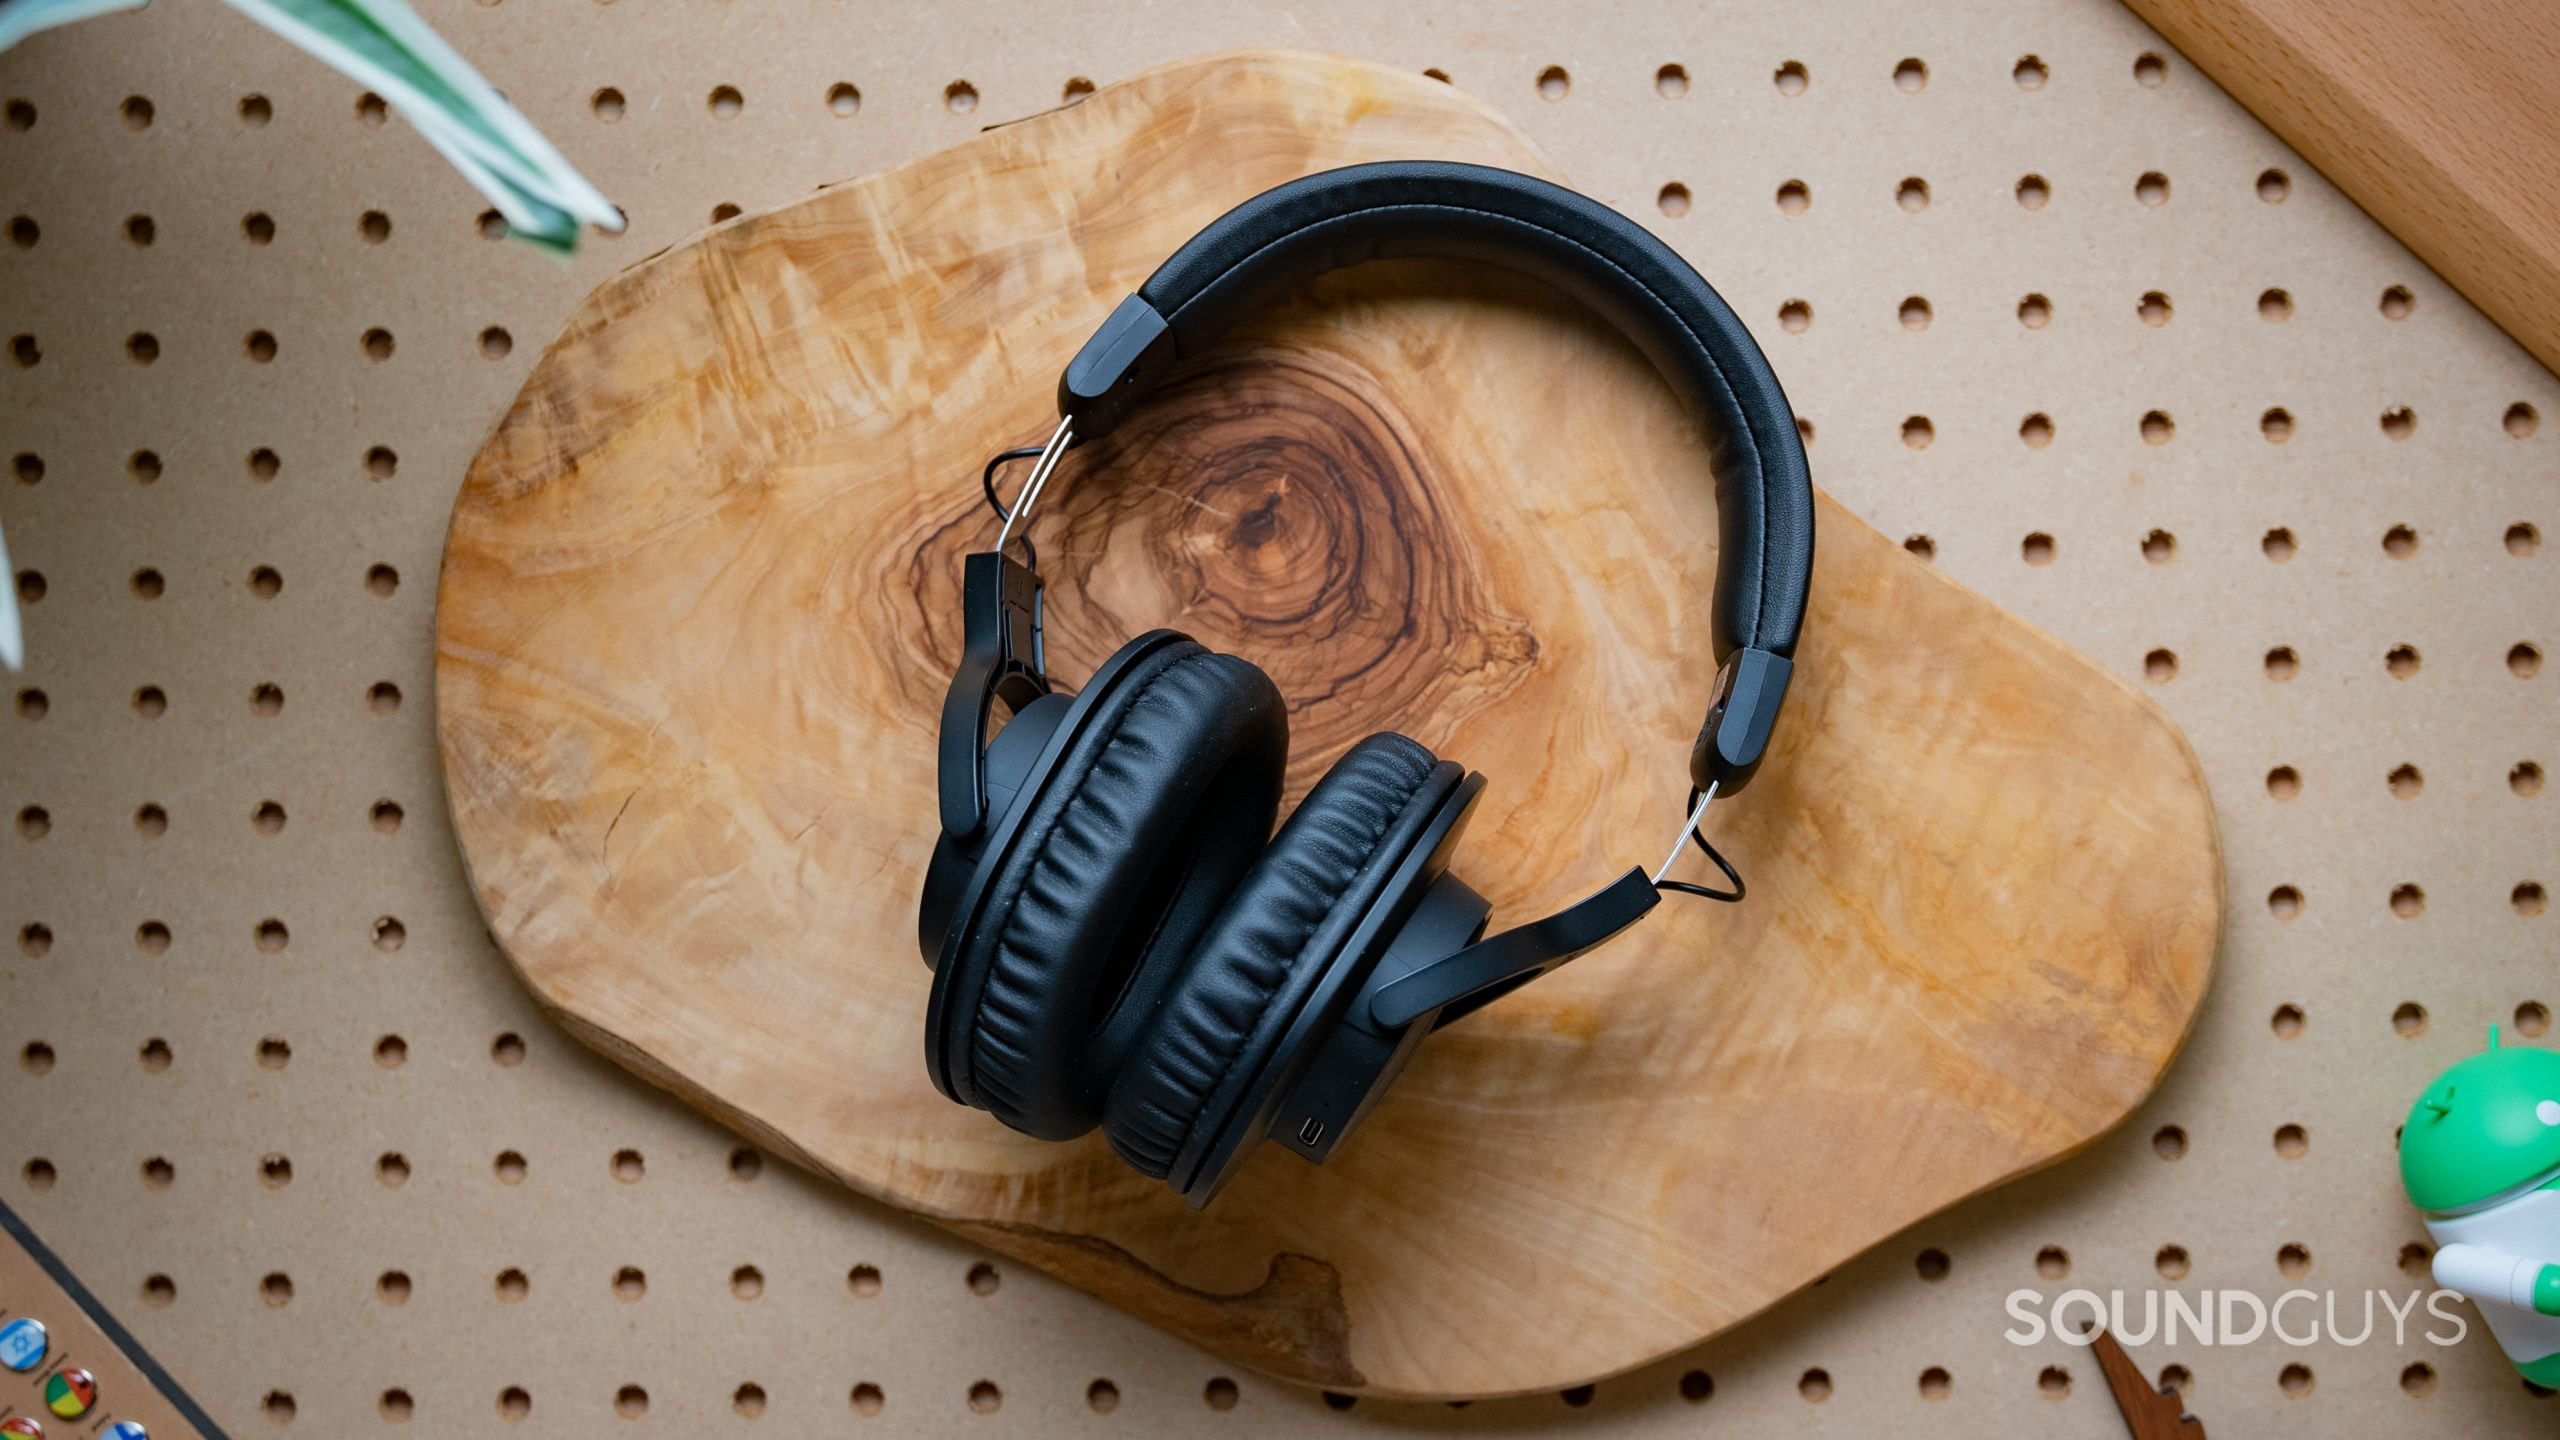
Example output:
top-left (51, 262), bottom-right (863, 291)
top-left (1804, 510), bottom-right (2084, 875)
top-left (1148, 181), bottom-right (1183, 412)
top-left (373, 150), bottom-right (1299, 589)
top-left (2123, 0), bottom-right (2560, 377)
top-left (433, 51), bottom-right (2222, 1399)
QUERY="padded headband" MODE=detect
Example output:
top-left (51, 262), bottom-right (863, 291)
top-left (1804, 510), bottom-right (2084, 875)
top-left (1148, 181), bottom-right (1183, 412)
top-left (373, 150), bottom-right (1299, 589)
top-left (1057, 160), bottom-right (1814, 668)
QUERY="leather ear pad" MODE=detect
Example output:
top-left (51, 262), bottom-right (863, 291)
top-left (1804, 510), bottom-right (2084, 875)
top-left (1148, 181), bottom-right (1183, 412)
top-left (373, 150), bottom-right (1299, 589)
top-left (1105, 732), bottom-right (1440, 1180)
top-left (951, 636), bottom-right (1287, 1141)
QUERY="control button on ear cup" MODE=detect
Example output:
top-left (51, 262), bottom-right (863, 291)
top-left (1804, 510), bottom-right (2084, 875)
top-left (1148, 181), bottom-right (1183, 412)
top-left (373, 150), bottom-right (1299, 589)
top-left (945, 636), bottom-right (1287, 1141)
top-left (1105, 732), bottom-right (1443, 1181)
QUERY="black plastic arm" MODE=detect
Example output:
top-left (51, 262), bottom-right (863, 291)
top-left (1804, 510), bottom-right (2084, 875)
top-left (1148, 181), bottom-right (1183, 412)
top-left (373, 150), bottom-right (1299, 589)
top-left (1367, 866), bottom-right (1662, 1032)
top-left (936, 552), bottom-right (1050, 838)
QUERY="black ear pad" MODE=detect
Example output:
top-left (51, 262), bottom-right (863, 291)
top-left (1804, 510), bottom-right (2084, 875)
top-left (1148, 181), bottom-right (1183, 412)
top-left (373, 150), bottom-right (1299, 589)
top-left (947, 636), bottom-right (1287, 1141)
top-left (1104, 732), bottom-right (1441, 1180)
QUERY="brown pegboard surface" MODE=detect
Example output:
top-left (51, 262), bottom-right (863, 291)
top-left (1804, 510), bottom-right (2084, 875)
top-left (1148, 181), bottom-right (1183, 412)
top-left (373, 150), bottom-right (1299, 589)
top-left (0, 1), bottom-right (2552, 1435)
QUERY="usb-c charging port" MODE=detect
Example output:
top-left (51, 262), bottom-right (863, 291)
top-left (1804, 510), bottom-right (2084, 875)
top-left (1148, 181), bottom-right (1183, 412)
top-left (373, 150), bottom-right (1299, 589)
top-left (1297, 1117), bottom-right (1325, 1148)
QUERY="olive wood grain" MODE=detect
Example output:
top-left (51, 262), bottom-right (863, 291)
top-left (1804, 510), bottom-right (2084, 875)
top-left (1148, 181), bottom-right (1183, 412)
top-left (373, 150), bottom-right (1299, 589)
top-left (435, 50), bottom-right (2222, 1399)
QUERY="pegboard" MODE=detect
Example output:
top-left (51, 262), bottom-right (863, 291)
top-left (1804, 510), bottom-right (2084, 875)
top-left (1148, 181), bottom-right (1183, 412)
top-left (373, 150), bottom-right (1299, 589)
top-left (0, 0), bottom-right (2552, 1435)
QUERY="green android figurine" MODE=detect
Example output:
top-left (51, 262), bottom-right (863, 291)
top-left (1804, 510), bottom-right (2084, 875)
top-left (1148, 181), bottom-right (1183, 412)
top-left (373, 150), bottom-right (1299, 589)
top-left (2400, 1026), bottom-right (2560, 1386)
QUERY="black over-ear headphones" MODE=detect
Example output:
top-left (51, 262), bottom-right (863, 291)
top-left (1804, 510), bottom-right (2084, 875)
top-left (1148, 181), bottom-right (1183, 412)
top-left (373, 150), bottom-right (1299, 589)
top-left (917, 161), bottom-right (1814, 1206)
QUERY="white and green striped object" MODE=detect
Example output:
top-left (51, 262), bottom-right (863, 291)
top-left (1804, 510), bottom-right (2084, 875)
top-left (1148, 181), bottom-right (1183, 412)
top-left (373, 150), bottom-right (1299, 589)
top-left (218, 0), bottom-right (622, 252)
top-left (0, 0), bottom-right (619, 668)
top-left (0, 0), bottom-right (619, 254)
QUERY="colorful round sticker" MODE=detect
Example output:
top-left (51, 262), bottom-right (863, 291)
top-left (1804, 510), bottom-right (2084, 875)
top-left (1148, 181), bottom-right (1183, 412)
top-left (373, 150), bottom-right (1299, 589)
top-left (105, 1423), bottom-right (148, 1440)
top-left (43, 1366), bottom-right (93, 1419)
top-left (0, 1415), bottom-right (43, 1438)
top-left (0, 1316), bottom-right (45, 1371)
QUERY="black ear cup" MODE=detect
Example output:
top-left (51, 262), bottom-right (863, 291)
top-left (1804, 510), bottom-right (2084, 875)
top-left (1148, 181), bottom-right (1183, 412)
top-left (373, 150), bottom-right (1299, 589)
top-left (1103, 732), bottom-right (1445, 1182)
top-left (933, 634), bottom-right (1287, 1140)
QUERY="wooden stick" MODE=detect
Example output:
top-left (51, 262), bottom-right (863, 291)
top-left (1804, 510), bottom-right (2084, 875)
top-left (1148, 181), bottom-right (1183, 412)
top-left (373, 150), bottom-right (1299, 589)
top-left (2089, 1326), bottom-right (2207, 1440)
top-left (2125, 0), bottom-right (2560, 377)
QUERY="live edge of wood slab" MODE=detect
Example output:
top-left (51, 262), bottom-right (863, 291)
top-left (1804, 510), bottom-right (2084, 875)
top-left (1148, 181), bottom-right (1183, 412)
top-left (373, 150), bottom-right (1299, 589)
top-left (433, 50), bottom-right (2223, 1399)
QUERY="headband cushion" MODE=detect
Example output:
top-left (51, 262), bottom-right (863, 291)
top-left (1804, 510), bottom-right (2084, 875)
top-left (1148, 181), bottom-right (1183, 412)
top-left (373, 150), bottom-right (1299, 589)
top-left (1105, 732), bottom-right (1441, 1181)
top-left (1097, 159), bottom-right (1813, 663)
top-left (955, 637), bottom-right (1286, 1140)
top-left (1055, 161), bottom-right (1813, 795)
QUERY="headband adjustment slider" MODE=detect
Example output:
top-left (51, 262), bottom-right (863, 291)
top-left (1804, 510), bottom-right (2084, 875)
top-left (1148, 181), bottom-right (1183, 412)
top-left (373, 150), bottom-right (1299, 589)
top-left (1059, 293), bottom-right (1176, 441)
top-left (1692, 648), bottom-right (1792, 796)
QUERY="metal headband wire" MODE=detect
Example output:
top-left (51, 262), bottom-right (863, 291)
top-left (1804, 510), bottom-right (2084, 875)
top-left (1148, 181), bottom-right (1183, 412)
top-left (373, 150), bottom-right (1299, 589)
top-left (1653, 784), bottom-right (1745, 903)
top-left (989, 415), bottom-right (1075, 563)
